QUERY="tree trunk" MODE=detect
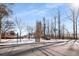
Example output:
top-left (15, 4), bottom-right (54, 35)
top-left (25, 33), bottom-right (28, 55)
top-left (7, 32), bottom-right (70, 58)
top-left (47, 20), bottom-right (49, 37)
top-left (0, 17), bottom-right (2, 42)
top-left (58, 10), bottom-right (61, 39)
top-left (17, 33), bottom-right (18, 44)
top-left (54, 16), bottom-right (56, 39)
top-left (50, 20), bottom-right (53, 39)
top-left (62, 24), bottom-right (64, 39)
top-left (75, 16), bottom-right (77, 39)
top-left (73, 11), bottom-right (76, 39)
top-left (20, 31), bottom-right (21, 42)
top-left (43, 17), bottom-right (46, 39)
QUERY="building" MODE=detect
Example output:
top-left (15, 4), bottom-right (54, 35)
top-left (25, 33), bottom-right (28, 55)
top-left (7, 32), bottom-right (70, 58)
top-left (1, 31), bottom-right (16, 39)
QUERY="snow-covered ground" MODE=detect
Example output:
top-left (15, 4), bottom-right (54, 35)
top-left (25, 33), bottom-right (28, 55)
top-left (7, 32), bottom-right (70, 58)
top-left (0, 38), bottom-right (35, 45)
top-left (0, 38), bottom-right (68, 45)
top-left (0, 38), bottom-right (79, 46)
top-left (40, 39), bottom-right (68, 42)
top-left (0, 38), bottom-right (79, 55)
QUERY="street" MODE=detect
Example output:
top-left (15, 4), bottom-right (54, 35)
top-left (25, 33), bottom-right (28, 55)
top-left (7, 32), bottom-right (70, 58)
top-left (0, 40), bottom-right (79, 56)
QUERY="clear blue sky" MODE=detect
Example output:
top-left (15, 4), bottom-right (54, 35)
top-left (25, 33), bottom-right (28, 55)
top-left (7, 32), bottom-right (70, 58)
top-left (11, 3), bottom-right (79, 35)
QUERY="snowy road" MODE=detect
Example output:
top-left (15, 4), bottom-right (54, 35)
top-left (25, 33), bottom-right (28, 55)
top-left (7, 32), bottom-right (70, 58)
top-left (0, 39), bottom-right (79, 56)
top-left (0, 41), bottom-right (65, 56)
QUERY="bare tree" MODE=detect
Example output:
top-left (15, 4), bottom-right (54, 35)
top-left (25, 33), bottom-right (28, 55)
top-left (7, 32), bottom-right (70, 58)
top-left (43, 17), bottom-right (46, 39)
top-left (1, 19), bottom-right (15, 39)
top-left (65, 8), bottom-right (79, 39)
top-left (47, 20), bottom-right (50, 37)
top-left (26, 25), bottom-right (33, 39)
top-left (50, 19), bottom-right (53, 38)
top-left (53, 16), bottom-right (57, 39)
top-left (15, 17), bottom-right (25, 42)
top-left (58, 9), bottom-right (61, 39)
top-left (61, 24), bottom-right (65, 39)
top-left (64, 27), bottom-right (70, 39)
top-left (50, 18), bottom-right (54, 39)
top-left (71, 9), bottom-right (79, 46)
top-left (72, 10), bottom-right (76, 39)
top-left (0, 4), bottom-right (13, 42)
top-left (64, 7), bottom-right (79, 47)
top-left (75, 9), bottom-right (79, 39)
